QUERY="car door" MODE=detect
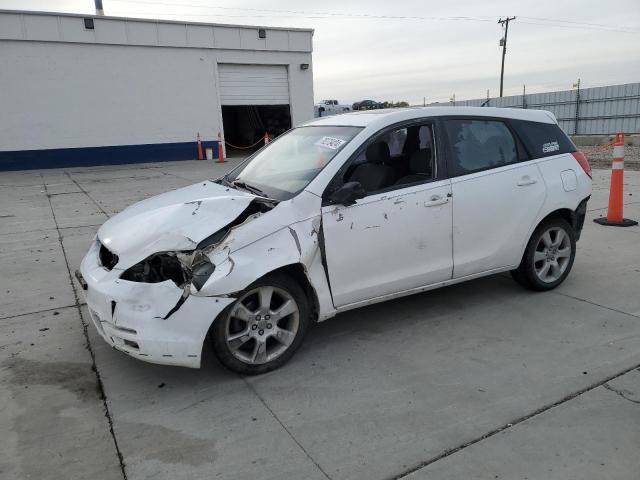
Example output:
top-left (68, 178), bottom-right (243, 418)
top-left (320, 122), bottom-right (453, 308)
top-left (443, 117), bottom-right (546, 278)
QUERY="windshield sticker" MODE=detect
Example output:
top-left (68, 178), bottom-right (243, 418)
top-left (316, 136), bottom-right (346, 150)
top-left (542, 141), bottom-right (559, 153)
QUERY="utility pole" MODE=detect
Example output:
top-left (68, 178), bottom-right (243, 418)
top-left (481, 89), bottom-right (490, 107)
top-left (573, 78), bottom-right (581, 135)
top-left (498, 16), bottom-right (515, 97)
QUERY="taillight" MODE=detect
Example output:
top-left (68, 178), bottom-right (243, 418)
top-left (572, 151), bottom-right (591, 179)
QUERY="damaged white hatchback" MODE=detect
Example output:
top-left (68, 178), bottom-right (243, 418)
top-left (77, 107), bottom-right (592, 374)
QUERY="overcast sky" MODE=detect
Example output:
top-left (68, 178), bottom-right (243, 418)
top-left (2, 0), bottom-right (639, 104)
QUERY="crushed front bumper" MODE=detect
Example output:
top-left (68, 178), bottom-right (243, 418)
top-left (77, 242), bottom-right (233, 368)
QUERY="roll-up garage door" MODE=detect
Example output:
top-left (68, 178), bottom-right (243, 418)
top-left (218, 64), bottom-right (290, 105)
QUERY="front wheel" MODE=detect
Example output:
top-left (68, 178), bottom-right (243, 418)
top-left (511, 218), bottom-right (576, 291)
top-left (211, 274), bottom-right (310, 375)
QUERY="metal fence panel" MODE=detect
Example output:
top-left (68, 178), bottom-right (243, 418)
top-left (428, 82), bottom-right (640, 135)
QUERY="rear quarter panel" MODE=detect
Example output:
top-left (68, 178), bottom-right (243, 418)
top-left (535, 153), bottom-right (591, 213)
top-left (530, 152), bottom-right (592, 238)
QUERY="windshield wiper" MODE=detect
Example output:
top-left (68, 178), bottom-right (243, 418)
top-left (232, 180), bottom-right (266, 197)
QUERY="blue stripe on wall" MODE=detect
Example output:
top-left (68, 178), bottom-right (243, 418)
top-left (0, 140), bottom-right (219, 171)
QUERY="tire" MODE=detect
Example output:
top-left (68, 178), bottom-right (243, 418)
top-left (511, 217), bottom-right (576, 291)
top-left (211, 273), bottom-right (310, 375)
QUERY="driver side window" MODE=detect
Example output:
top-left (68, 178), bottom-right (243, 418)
top-left (342, 122), bottom-right (435, 194)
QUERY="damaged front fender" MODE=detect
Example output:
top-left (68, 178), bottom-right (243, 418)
top-left (195, 213), bottom-right (336, 321)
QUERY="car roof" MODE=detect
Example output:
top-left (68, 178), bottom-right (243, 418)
top-left (303, 107), bottom-right (557, 128)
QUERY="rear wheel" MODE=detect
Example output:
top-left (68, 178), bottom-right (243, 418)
top-left (511, 218), bottom-right (576, 291)
top-left (211, 274), bottom-right (310, 375)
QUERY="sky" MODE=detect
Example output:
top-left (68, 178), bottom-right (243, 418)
top-left (1, 0), bottom-right (639, 104)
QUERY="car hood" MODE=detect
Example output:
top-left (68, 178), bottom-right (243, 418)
top-left (98, 181), bottom-right (256, 263)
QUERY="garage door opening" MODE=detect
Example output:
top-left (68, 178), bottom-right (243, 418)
top-left (221, 105), bottom-right (291, 155)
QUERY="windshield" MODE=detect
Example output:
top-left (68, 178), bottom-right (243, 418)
top-left (223, 125), bottom-right (363, 201)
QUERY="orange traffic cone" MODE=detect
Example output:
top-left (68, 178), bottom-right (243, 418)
top-left (196, 132), bottom-right (204, 160)
top-left (217, 132), bottom-right (226, 163)
top-left (594, 132), bottom-right (638, 227)
top-left (264, 132), bottom-right (270, 145)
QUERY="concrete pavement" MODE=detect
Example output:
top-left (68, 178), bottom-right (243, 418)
top-left (1, 161), bottom-right (639, 479)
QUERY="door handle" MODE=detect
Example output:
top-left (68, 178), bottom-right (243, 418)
top-left (424, 195), bottom-right (449, 207)
top-left (517, 176), bottom-right (537, 186)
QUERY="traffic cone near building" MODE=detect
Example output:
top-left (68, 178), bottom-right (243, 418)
top-left (196, 132), bottom-right (204, 160)
top-left (217, 132), bottom-right (226, 163)
top-left (594, 132), bottom-right (638, 227)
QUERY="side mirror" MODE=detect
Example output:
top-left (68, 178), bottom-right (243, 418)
top-left (329, 181), bottom-right (366, 206)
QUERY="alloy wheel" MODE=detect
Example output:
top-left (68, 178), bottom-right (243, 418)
top-left (533, 226), bottom-right (572, 283)
top-left (224, 286), bottom-right (300, 365)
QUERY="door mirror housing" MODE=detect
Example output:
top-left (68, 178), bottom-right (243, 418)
top-left (329, 181), bottom-right (366, 206)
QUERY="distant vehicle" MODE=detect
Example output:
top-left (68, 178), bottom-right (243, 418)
top-left (353, 99), bottom-right (384, 110)
top-left (315, 99), bottom-right (352, 117)
top-left (77, 107), bottom-right (591, 374)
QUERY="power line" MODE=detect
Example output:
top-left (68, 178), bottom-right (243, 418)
top-left (516, 19), bottom-right (638, 34)
top-left (109, 0), bottom-right (495, 23)
top-left (105, 0), bottom-right (640, 33)
top-left (520, 15), bottom-right (637, 31)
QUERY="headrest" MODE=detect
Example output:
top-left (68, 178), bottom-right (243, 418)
top-left (409, 148), bottom-right (431, 173)
top-left (366, 142), bottom-right (390, 164)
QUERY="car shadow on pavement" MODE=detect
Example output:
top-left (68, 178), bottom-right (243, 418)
top-left (96, 273), bottom-right (523, 391)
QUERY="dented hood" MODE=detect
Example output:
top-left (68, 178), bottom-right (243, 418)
top-left (98, 181), bottom-right (255, 261)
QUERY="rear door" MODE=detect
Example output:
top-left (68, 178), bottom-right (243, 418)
top-left (443, 118), bottom-right (546, 278)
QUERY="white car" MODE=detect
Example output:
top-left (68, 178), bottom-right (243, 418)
top-left (77, 107), bottom-right (592, 374)
top-left (315, 99), bottom-right (352, 117)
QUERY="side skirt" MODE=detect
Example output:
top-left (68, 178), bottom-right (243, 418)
top-left (332, 265), bottom-right (516, 316)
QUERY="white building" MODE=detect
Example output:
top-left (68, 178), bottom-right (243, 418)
top-left (0, 10), bottom-right (314, 170)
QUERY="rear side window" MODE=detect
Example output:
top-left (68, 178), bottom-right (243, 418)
top-left (444, 119), bottom-right (518, 175)
top-left (512, 120), bottom-right (575, 159)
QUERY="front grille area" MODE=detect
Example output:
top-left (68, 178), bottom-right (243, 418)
top-left (99, 243), bottom-right (119, 270)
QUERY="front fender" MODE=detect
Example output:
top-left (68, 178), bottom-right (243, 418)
top-left (194, 215), bottom-right (336, 321)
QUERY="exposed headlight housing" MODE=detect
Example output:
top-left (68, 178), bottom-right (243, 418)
top-left (191, 259), bottom-right (215, 291)
top-left (120, 250), bottom-right (216, 290)
top-left (121, 252), bottom-right (190, 286)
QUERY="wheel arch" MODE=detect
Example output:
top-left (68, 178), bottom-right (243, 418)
top-left (208, 262), bottom-right (321, 327)
top-left (516, 206), bottom-right (580, 268)
top-left (537, 208), bottom-right (575, 229)
top-left (256, 263), bottom-right (321, 324)
top-left (202, 262), bottom-right (321, 361)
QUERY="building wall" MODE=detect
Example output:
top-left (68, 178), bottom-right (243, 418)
top-left (0, 10), bottom-right (314, 170)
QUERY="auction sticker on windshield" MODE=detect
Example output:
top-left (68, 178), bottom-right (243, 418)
top-left (316, 136), bottom-right (346, 150)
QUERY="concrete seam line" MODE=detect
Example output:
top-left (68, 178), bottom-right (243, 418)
top-left (161, 171), bottom-right (195, 182)
top-left (390, 362), bottom-right (640, 480)
top-left (493, 274), bottom-right (640, 320)
top-left (588, 200), bottom-right (640, 212)
top-left (63, 170), bottom-right (111, 218)
top-left (549, 290), bottom-right (640, 320)
top-left (0, 224), bottom-right (103, 237)
top-left (0, 303), bottom-right (79, 321)
top-left (240, 377), bottom-right (333, 480)
top-left (43, 173), bottom-right (128, 480)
